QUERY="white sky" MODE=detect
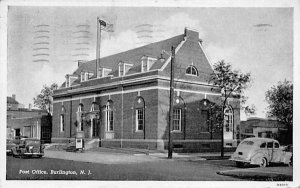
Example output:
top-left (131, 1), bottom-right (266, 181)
top-left (7, 6), bottom-right (293, 120)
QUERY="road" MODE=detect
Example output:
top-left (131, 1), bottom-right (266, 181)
top-left (6, 155), bottom-right (242, 181)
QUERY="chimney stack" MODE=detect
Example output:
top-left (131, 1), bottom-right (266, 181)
top-left (78, 60), bottom-right (87, 67)
top-left (29, 104), bottom-right (32, 111)
top-left (12, 94), bottom-right (16, 100)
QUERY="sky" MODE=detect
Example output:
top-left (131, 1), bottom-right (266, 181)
top-left (7, 6), bottom-right (293, 120)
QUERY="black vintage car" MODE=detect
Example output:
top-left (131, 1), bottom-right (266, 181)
top-left (11, 138), bottom-right (44, 158)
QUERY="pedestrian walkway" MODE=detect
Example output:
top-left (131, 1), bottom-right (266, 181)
top-left (44, 150), bottom-right (161, 165)
top-left (45, 146), bottom-right (233, 164)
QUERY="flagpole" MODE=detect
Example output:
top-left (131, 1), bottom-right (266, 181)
top-left (96, 17), bottom-right (101, 78)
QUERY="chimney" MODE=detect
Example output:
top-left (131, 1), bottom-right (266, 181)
top-left (78, 60), bottom-right (87, 67)
top-left (29, 104), bottom-right (32, 111)
top-left (184, 27), bottom-right (199, 41)
top-left (12, 94), bottom-right (16, 100)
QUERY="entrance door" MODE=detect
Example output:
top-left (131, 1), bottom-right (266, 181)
top-left (91, 118), bottom-right (98, 138)
top-left (15, 129), bottom-right (20, 137)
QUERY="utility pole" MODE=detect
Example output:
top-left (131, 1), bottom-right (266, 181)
top-left (168, 46), bottom-right (175, 159)
top-left (96, 17), bottom-right (101, 78)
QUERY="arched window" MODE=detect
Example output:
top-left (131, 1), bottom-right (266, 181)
top-left (90, 102), bottom-right (100, 112)
top-left (60, 106), bottom-right (66, 132)
top-left (224, 106), bottom-right (233, 132)
top-left (77, 104), bottom-right (84, 131)
top-left (78, 103), bottom-right (84, 112)
top-left (186, 65), bottom-right (198, 76)
top-left (200, 99), bottom-right (211, 132)
top-left (105, 100), bottom-right (114, 132)
top-left (134, 97), bottom-right (145, 131)
top-left (173, 96), bottom-right (185, 132)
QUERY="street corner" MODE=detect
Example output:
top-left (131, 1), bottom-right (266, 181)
top-left (216, 166), bottom-right (293, 181)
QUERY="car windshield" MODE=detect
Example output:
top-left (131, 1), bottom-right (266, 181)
top-left (240, 141), bottom-right (254, 145)
top-left (26, 140), bottom-right (40, 145)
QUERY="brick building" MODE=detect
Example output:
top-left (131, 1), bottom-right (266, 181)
top-left (7, 95), bottom-right (52, 143)
top-left (240, 117), bottom-right (288, 144)
top-left (52, 28), bottom-right (240, 152)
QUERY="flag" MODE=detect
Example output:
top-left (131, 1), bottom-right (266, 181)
top-left (99, 19), bottom-right (106, 27)
top-left (99, 19), bottom-right (114, 32)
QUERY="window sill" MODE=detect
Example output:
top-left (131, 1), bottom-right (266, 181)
top-left (185, 74), bottom-right (198, 77)
top-left (135, 130), bottom-right (144, 133)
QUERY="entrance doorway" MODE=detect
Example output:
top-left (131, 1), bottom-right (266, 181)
top-left (91, 118), bottom-right (99, 138)
top-left (15, 128), bottom-right (20, 137)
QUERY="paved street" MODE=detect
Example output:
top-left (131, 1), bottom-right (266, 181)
top-left (6, 154), bottom-right (241, 181)
top-left (6, 148), bottom-right (293, 181)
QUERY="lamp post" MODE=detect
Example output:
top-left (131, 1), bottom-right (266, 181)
top-left (168, 46), bottom-right (175, 159)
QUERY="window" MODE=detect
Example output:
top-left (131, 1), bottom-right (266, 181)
top-left (260, 142), bottom-right (266, 148)
top-left (81, 72), bottom-right (93, 81)
top-left (201, 110), bottom-right (209, 132)
top-left (60, 114), bottom-right (65, 132)
top-left (274, 142), bottom-right (279, 148)
top-left (106, 101), bottom-right (114, 132)
top-left (258, 132), bottom-right (262, 137)
top-left (90, 103), bottom-right (95, 112)
top-left (173, 108), bottom-right (182, 131)
top-left (119, 64), bottom-right (124, 76)
top-left (78, 104), bottom-right (83, 112)
top-left (267, 142), bottom-right (273, 148)
top-left (245, 129), bottom-right (253, 133)
top-left (134, 97), bottom-right (145, 132)
top-left (77, 104), bottom-right (84, 131)
top-left (98, 68), bottom-right (112, 77)
top-left (141, 56), bottom-right (157, 72)
top-left (224, 106), bottom-right (233, 132)
top-left (66, 77), bottom-right (70, 87)
top-left (186, 65), bottom-right (198, 76)
top-left (136, 108), bottom-right (144, 131)
top-left (142, 60), bottom-right (147, 72)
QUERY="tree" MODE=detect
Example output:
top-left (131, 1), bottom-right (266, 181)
top-left (209, 60), bottom-right (253, 157)
top-left (33, 83), bottom-right (58, 115)
top-left (265, 80), bottom-right (293, 144)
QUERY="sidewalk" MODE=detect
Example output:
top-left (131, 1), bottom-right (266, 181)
top-left (45, 146), bottom-right (233, 164)
top-left (44, 149), bottom-right (161, 165)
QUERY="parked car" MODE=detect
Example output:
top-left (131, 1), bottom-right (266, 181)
top-left (230, 138), bottom-right (292, 167)
top-left (6, 139), bottom-right (16, 155)
top-left (11, 138), bottom-right (44, 158)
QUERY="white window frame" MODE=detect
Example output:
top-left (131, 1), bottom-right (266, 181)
top-left (98, 68), bottom-right (112, 78)
top-left (106, 104), bottom-right (114, 132)
top-left (90, 103), bottom-right (95, 112)
top-left (60, 114), bottom-right (65, 132)
top-left (66, 76), bottom-right (70, 87)
top-left (119, 63), bottom-right (124, 77)
top-left (78, 104), bottom-right (83, 112)
top-left (186, 65), bottom-right (198, 76)
top-left (172, 108), bottom-right (182, 132)
top-left (135, 108), bottom-right (144, 131)
top-left (141, 56), bottom-right (157, 72)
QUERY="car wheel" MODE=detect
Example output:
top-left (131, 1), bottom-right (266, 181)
top-left (236, 161), bottom-right (244, 167)
top-left (259, 157), bottom-right (267, 168)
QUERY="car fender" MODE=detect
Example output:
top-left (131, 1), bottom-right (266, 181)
top-left (250, 152), bottom-right (268, 165)
top-left (280, 152), bottom-right (292, 164)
